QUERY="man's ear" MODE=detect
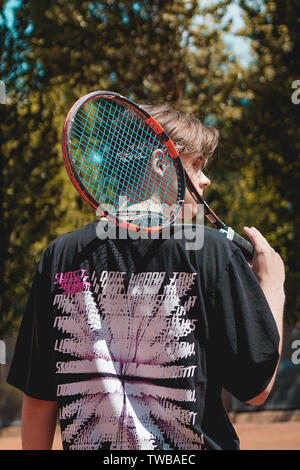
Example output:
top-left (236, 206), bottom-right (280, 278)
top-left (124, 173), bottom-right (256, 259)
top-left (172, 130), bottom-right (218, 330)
top-left (151, 149), bottom-right (169, 176)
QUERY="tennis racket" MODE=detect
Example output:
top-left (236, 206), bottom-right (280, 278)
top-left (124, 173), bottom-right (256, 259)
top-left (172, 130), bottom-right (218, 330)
top-left (62, 90), bottom-right (185, 233)
top-left (62, 90), bottom-right (254, 261)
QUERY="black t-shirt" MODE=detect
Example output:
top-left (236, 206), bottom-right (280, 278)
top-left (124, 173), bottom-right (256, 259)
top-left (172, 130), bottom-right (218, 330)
top-left (7, 221), bottom-right (279, 450)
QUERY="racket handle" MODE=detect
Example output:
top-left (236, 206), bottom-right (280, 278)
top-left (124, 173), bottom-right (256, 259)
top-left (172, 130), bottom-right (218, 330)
top-left (220, 228), bottom-right (254, 262)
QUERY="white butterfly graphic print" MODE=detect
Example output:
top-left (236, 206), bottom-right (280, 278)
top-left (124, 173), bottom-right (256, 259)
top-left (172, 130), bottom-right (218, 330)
top-left (53, 269), bottom-right (204, 450)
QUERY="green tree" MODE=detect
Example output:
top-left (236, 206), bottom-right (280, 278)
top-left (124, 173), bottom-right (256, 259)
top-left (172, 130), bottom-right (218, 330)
top-left (234, 0), bottom-right (300, 322)
top-left (0, 96), bottom-right (65, 334)
top-left (13, 0), bottom-right (200, 102)
top-left (182, 0), bottom-right (300, 322)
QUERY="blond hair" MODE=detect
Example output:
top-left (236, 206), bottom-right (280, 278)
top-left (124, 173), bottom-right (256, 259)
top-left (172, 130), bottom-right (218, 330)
top-left (142, 103), bottom-right (219, 166)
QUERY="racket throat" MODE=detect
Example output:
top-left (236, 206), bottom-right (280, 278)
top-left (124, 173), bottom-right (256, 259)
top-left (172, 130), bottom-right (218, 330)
top-left (184, 171), bottom-right (226, 230)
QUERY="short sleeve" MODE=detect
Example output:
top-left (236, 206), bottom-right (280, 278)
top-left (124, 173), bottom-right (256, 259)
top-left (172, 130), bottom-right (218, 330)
top-left (208, 247), bottom-right (280, 403)
top-left (7, 248), bottom-right (57, 401)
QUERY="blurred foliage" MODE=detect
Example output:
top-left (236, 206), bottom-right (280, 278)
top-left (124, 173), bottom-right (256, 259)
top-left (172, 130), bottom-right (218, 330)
top-left (0, 0), bottom-right (299, 334)
top-left (210, 0), bottom-right (300, 323)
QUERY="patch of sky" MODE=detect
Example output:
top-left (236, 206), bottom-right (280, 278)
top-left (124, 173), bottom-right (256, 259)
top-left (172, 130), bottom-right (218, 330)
top-left (0, 0), bottom-right (21, 28)
top-left (203, 113), bottom-right (219, 126)
top-left (193, 0), bottom-right (254, 68)
top-left (110, 72), bottom-right (117, 83)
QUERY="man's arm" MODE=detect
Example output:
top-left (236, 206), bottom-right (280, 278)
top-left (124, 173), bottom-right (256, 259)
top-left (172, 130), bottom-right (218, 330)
top-left (243, 227), bottom-right (285, 406)
top-left (21, 393), bottom-right (58, 450)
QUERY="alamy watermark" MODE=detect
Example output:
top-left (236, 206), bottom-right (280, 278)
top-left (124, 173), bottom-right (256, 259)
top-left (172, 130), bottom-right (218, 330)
top-left (0, 340), bottom-right (6, 364)
top-left (0, 80), bottom-right (6, 104)
top-left (95, 200), bottom-right (205, 250)
top-left (291, 340), bottom-right (300, 365)
top-left (291, 80), bottom-right (300, 105)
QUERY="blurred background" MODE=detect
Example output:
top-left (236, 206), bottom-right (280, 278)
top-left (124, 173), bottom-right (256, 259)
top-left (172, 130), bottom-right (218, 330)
top-left (0, 0), bottom-right (300, 450)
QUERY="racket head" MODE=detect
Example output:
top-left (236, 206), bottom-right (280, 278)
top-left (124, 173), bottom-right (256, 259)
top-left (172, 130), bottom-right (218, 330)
top-left (62, 91), bottom-right (185, 232)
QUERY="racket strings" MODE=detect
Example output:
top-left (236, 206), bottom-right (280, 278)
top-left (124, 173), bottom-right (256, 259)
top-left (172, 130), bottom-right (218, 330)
top-left (74, 103), bottom-right (155, 196)
top-left (72, 105), bottom-right (177, 216)
top-left (75, 100), bottom-right (176, 199)
top-left (73, 112), bottom-right (157, 213)
top-left (75, 102), bottom-right (167, 201)
top-left (72, 105), bottom-right (150, 200)
top-left (70, 97), bottom-right (182, 228)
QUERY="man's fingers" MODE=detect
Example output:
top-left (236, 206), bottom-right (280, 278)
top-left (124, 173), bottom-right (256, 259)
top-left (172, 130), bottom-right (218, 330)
top-left (243, 227), bottom-right (271, 254)
top-left (244, 227), bottom-right (274, 254)
top-left (243, 226), bottom-right (261, 245)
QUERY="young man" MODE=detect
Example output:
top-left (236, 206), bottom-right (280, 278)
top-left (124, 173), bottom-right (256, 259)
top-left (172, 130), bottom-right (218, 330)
top-left (7, 104), bottom-right (285, 450)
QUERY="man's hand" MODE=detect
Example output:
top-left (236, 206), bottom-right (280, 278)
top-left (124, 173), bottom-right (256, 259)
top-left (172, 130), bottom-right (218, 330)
top-left (243, 226), bottom-right (285, 294)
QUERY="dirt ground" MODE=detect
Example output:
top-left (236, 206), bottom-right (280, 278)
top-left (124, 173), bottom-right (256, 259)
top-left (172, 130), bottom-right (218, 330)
top-left (0, 415), bottom-right (300, 450)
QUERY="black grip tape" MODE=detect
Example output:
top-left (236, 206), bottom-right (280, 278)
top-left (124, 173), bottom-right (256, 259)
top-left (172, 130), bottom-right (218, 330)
top-left (232, 231), bottom-right (254, 262)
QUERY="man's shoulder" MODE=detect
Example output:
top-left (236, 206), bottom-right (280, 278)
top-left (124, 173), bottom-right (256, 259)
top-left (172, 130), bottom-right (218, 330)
top-left (202, 225), bottom-right (230, 244)
top-left (41, 221), bottom-right (240, 264)
top-left (202, 226), bottom-right (237, 251)
top-left (171, 224), bottom-right (238, 254)
top-left (44, 220), bottom-right (99, 258)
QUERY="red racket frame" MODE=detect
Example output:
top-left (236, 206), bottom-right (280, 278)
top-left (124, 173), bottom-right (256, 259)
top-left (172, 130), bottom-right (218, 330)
top-left (62, 91), bottom-right (186, 233)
